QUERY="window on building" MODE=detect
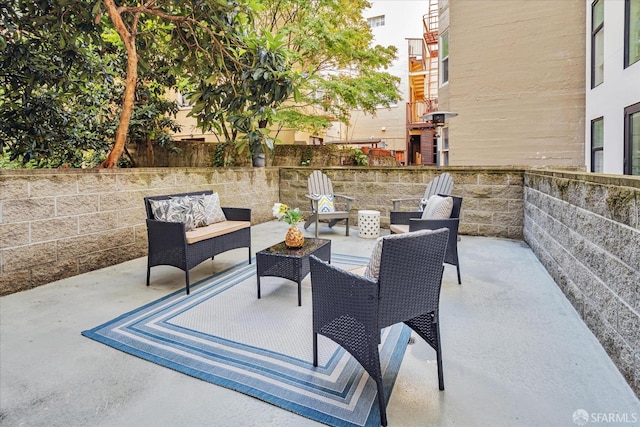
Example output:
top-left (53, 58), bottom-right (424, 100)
top-left (591, 0), bottom-right (604, 87)
top-left (440, 32), bottom-right (449, 85)
top-left (176, 91), bottom-right (193, 110)
top-left (441, 127), bottom-right (450, 166)
top-left (624, 102), bottom-right (640, 175)
top-left (591, 118), bottom-right (604, 173)
top-left (625, 0), bottom-right (640, 67)
top-left (367, 15), bottom-right (385, 28)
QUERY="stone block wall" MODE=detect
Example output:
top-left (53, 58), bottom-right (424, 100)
top-left (278, 167), bottom-right (525, 239)
top-left (524, 170), bottom-right (640, 395)
top-left (272, 145), bottom-right (397, 168)
top-left (0, 167), bottom-right (279, 295)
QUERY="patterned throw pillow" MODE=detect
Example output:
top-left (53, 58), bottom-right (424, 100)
top-left (363, 236), bottom-right (385, 280)
top-left (148, 197), bottom-right (197, 231)
top-left (364, 229), bottom-right (440, 281)
top-left (148, 199), bottom-right (172, 222)
top-left (168, 196), bottom-right (197, 231)
top-left (191, 193), bottom-right (226, 227)
top-left (421, 195), bottom-right (453, 220)
top-left (317, 195), bottom-right (335, 213)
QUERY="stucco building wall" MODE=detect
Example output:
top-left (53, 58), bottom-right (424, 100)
top-left (442, 0), bottom-right (586, 167)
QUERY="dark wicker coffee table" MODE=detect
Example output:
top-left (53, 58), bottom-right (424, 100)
top-left (256, 238), bottom-right (331, 306)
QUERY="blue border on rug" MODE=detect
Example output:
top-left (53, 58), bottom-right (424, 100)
top-left (81, 254), bottom-right (411, 427)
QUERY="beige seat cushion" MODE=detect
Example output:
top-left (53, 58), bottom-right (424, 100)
top-left (185, 221), bottom-right (250, 244)
top-left (389, 224), bottom-right (410, 234)
top-left (349, 266), bottom-right (367, 276)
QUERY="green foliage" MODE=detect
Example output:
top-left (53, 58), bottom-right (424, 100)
top-left (212, 140), bottom-right (244, 167)
top-left (273, 203), bottom-right (303, 225)
top-left (0, 0), bottom-right (399, 168)
top-left (1, 0), bottom-right (294, 167)
top-left (350, 148), bottom-right (369, 166)
top-left (213, 142), bottom-right (227, 167)
top-left (187, 29), bottom-right (296, 161)
top-left (0, 0), bottom-right (183, 168)
top-left (257, 0), bottom-right (402, 131)
top-left (0, 1), bottom-right (110, 166)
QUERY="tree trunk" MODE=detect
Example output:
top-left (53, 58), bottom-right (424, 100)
top-left (101, 0), bottom-right (138, 168)
top-left (145, 135), bottom-right (154, 166)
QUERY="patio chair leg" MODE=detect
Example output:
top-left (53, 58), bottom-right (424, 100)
top-left (435, 320), bottom-right (445, 390)
top-left (313, 333), bottom-right (318, 367)
top-left (345, 218), bottom-right (349, 236)
top-left (248, 247), bottom-right (252, 264)
top-left (315, 216), bottom-right (319, 238)
top-left (257, 275), bottom-right (261, 299)
top-left (437, 348), bottom-right (445, 391)
top-left (456, 264), bottom-right (461, 285)
top-left (185, 270), bottom-right (190, 295)
top-left (146, 263), bottom-right (151, 287)
top-left (376, 378), bottom-right (388, 426)
top-left (304, 214), bottom-right (316, 230)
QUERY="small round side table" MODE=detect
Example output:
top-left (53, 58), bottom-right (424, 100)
top-left (358, 210), bottom-right (381, 239)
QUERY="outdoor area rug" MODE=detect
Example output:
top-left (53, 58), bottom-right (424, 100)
top-left (81, 253), bottom-right (411, 427)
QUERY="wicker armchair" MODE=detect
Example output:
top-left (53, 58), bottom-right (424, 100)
top-left (390, 195), bottom-right (463, 284)
top-left (309, 228), bottom-right (450, 426)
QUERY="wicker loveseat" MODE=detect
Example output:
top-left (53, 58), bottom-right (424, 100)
top-left (144, 191), bottom-right (251, 294)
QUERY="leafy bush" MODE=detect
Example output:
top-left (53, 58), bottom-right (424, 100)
top-left (350, 148), bottom-right (369, 166)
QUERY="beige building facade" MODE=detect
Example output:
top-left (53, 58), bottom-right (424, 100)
top-left (439, 0), bottom-right (586, 167)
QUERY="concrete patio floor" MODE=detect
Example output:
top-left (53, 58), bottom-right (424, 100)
top-left (1, 220), bottom-right (639, 426)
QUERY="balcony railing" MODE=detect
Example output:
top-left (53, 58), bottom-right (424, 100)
top-left (406, 99), bottom-right (439, 125)
top-left (407, 38), bottom-right (426, 71)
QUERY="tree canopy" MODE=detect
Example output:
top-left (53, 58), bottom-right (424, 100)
top-left (0, 1), bottom-right (112, 167)
top-left (1, 0), bottom-right (401, 168)
top-left (1, 0), bottom-right (294, 167)
top-left (254, 0), bottom-right (401, 134)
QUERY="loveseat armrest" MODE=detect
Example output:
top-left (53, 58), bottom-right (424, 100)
top-left (222, 207), bottom-right (251, 222)
top-left (146, 219), bottom-right (187, 251)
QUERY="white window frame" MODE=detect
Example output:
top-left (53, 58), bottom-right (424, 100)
top-left (624, 102), bottom-right (640, 175)
top-left (591, 0), bottom-right (604, 88)
top-left (367, 15), bottom-right (385, 28)
top-left (176, 91), bottom-right (193, 110)
top-left (440, 32), bottom-right (449, 86)
top-left (625, 0), bottom-right (640, 67)
top-left (590, 117), bottom-right (604, 173)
